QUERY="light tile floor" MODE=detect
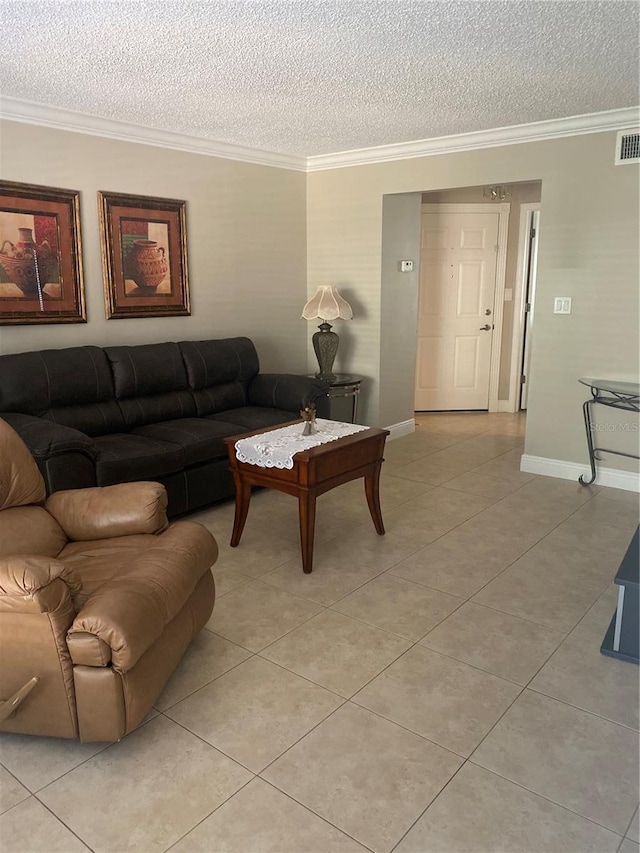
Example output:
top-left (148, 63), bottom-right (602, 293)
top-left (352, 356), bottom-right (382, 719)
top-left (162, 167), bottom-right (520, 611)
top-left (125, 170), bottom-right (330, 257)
top-left (2, 412), bottom-right (639, 853)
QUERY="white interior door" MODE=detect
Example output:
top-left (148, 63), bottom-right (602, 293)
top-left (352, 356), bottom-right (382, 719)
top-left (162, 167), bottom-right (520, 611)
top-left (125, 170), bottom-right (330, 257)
top-left (415, 211), bottom-right (499, 410)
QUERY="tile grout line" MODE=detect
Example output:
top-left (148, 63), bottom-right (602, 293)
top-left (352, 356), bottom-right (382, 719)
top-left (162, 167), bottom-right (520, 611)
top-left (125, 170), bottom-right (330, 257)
top-left (31, 793), bottom-right (97, 852)
top-left (465, 758), bottom-right (631, 841)
top-left (162, 772), bottom-right (257, 853)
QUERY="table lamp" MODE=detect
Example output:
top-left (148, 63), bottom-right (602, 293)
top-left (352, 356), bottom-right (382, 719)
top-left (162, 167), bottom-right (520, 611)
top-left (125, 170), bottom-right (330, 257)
top-left (302, 286), bottom-right (353, 381)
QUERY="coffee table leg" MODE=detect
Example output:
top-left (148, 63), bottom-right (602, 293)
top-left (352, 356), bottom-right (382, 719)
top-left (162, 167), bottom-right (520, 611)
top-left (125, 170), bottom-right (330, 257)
top-left (365, 461), bottom-right (385, 535)
top-left (298, 490), bottom-right (317, 574)
top-left (230, 471), bottom-right (251, 547)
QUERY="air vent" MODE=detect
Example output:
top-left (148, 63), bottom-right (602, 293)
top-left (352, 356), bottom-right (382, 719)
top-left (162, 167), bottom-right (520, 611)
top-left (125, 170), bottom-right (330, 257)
top-left (615, 129), bottom-right (640, 164)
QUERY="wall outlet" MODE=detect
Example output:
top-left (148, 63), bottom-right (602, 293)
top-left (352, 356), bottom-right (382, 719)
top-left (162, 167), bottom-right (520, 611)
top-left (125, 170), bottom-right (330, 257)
top-left (399, 260), bottom-right (414, 272)
top-left (553, 297), bottom-right (572, 314)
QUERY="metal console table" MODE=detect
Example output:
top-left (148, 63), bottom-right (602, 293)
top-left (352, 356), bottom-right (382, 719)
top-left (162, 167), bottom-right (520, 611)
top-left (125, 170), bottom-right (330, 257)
top-left (310, 373), bottom-right (362, 424)
top-left (578, 378), bottom-right (640, 486)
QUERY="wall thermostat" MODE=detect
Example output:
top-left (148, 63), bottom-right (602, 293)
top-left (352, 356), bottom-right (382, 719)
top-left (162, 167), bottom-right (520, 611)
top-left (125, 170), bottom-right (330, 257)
top-left (399, 260), bottom-right (414, 272)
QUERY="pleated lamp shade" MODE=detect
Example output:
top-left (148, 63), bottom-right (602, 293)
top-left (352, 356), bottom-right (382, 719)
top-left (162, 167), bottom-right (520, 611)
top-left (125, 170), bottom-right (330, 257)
top-left (301, 286), bottom-right (353, 321)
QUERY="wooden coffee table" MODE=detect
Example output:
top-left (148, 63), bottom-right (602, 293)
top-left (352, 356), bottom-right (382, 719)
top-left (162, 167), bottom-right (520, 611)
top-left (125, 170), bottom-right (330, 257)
top-left (225, 421), bottom-right (389, 573)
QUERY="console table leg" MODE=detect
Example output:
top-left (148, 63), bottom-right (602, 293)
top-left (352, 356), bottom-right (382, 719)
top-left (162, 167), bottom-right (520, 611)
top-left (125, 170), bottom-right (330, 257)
top-left (579, 398), bottom-right (598, 486)
top-left (298, 490), bottom-right (317, 574)
top-left (230, 472), bottom-right (251, 547)
top-left (365, 461), bottom-right (385, 535)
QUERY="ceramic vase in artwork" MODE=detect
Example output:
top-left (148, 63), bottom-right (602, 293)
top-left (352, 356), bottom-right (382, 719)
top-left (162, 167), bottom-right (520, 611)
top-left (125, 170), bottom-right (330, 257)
top-left (0, 228), bottom-right (56, 295)
top-left (127, 240), bottom-right (168, 289)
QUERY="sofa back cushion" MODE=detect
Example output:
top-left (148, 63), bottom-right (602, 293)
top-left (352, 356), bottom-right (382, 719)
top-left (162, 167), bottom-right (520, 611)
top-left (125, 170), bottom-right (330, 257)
top-left (0, 347), bottom-right (124, 436)
top-left (105, 343), bottom-right (196, 428)
top-left (179, 338), bottom-right (259, 416)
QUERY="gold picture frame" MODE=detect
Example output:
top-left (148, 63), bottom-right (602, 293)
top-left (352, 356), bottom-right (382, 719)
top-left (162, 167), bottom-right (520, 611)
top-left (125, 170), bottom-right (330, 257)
top-left (98, 191), bottom-right (190, 319)
top-left (0, 180), bottom-right (86, 325)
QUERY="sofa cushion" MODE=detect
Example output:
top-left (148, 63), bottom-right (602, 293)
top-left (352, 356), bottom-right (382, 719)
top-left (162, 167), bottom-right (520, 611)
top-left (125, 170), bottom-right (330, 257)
top-left (132, 418), bottom-right (239, 467)
top-left (190, 383), bottom-right (248, 418)
top-left (209, 406), bottom-right (298, 432)
top-left (104, 343), bottom-right (197, 429)
top-left (179, 337), bottom-right (259, 391)
top-left (118, 391), bottom-right (197, 430)
top-left (44, 402), bottom-right (126, 436)
top-left (0, 347), bottom-right (124, 436)
top-left (105, 343), bottom-right (189, 399)
top-left (92, 434), bottom-right (184, 485)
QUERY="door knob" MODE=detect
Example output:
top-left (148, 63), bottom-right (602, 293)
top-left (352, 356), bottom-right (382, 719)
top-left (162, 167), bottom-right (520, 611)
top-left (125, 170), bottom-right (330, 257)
top-left (479, 324), bottom-right (492, 331)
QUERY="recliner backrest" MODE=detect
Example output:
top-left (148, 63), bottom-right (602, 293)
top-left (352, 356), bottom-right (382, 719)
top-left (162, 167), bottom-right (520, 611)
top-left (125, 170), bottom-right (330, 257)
top-left (0, 418), bottom-right (68, 557)
top-left (0, 417), bottom-right (46, 510)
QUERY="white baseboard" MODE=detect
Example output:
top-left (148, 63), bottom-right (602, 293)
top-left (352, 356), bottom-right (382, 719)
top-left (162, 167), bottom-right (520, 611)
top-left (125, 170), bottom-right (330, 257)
top-left (385, 418), bottom-right (416, 441)
top-left (520, 454), bottom-right (640, 493)
top-left (497, 399), bottom-right (516, 413)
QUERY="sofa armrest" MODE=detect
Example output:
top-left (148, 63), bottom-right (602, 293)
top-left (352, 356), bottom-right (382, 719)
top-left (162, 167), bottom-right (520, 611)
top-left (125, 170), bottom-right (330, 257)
top-left (0, 555), bottom-right (82, 613)
top-left (68, 521), bottom-right (218, 672)
top-left (45, 483), bottom-right (169, 542)
top-left (1, 413), bottom-right (98, 493)
top-left (247, 374), bottom-right (329, 412)
top-left (0, 413), bottom-right (97, 461)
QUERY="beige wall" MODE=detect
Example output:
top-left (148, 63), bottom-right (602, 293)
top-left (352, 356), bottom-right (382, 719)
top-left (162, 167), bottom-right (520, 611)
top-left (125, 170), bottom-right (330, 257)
top-left (2, 121), bottom-right (638, 473)
top-left (307, 132), bottom-right (639, 470)
top-left (0, 121), bottom-right (308, 373)
top-left (380, 193), bottom-right (423, 428)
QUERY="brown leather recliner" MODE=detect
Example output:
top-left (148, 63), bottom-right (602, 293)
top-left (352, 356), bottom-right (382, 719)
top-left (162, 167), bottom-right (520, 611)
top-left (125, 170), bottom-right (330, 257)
top-left (0, 418), bottom-right (217, 742)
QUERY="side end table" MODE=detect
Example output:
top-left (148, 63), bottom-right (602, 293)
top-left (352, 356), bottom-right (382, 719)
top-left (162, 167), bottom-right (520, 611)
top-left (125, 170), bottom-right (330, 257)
top-left (225, 421), bottom-right (388, 573)
top-left (311, 374), bottom-right (362, 424)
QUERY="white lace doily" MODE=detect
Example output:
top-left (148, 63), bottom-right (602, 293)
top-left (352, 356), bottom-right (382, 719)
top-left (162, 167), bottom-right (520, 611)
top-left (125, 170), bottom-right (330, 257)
top-left (235, 418), bottom-right (370, 469)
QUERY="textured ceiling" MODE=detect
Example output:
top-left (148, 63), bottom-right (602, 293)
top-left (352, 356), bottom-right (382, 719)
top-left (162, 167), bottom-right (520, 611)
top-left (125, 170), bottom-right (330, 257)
top-left (0, 1), bottom-right (638, 158)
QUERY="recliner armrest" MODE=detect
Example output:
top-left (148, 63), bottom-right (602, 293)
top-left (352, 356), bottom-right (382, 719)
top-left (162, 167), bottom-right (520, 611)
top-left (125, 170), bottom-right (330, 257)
top-left (0, 555), bottom-right (81, 613)
top-left (247, 374), bottom-right (329, 412)
top-left (45, 483), bottom-right (169, 541)
top-left (68, 521), bottom-right (218, 672)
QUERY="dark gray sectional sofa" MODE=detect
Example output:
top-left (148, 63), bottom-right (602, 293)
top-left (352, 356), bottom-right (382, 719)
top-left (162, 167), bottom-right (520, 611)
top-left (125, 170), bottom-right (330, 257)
top-left (0, 337), bottom-right (327, 516)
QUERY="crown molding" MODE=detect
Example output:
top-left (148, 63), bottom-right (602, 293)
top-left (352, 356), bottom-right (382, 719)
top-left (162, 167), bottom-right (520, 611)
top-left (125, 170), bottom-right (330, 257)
top-left (2, 97), bottom-right (638, 174)
top-left (0, 96), bottom-right (308, 172)
top-left (306, 107), bottom-right (640, 171)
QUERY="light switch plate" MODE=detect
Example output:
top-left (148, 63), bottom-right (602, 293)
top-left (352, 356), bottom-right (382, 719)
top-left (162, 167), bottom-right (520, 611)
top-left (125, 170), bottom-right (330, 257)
top-left (399, 260), bottom-right (414, 272)
top-left (554, 297), bottom-right (572, 314)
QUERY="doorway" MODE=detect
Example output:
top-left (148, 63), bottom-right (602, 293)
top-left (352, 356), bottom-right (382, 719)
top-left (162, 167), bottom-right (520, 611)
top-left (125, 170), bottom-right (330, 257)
top-left (515, 205), bottom-right (541, 410)
top-left (415, 183), bottom-right (542, 416)
top-left (415, 203), bottom-right (510, 412)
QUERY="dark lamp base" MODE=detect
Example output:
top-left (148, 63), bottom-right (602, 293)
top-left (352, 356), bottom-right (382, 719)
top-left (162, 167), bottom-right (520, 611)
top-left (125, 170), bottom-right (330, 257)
top-left (312, 322), bottom-right (339, 382)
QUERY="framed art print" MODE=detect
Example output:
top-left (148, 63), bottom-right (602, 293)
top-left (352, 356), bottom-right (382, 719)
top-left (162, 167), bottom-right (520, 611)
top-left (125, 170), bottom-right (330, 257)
top-left (98, 191), bottom-right (190, 319)
top-left (0, 181), bottom-right (86, 325)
